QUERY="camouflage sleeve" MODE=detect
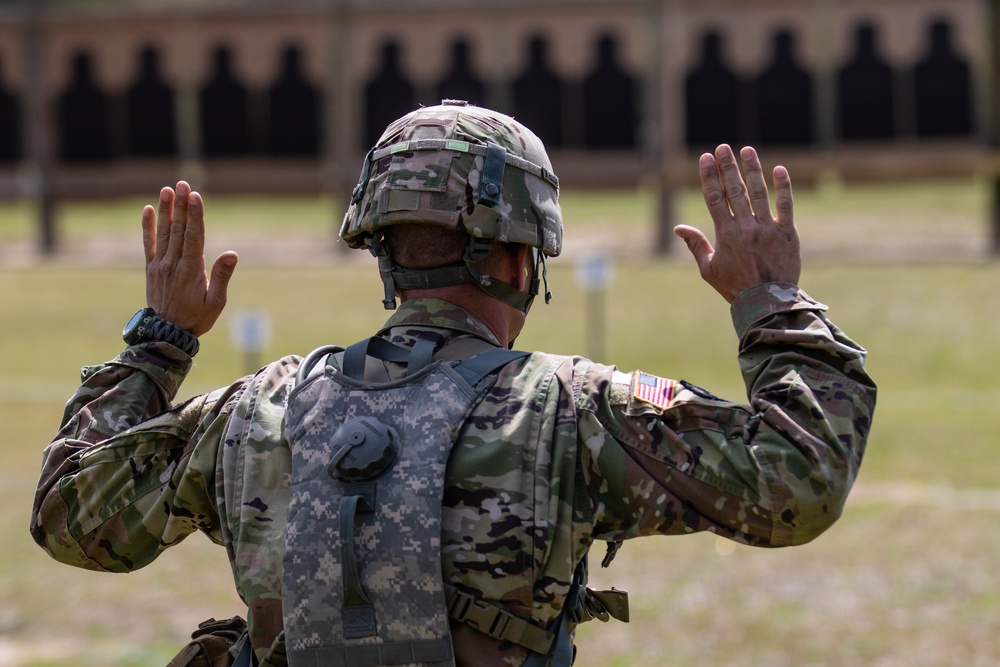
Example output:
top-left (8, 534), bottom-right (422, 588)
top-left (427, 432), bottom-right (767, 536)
top-left (29, 342), bottom-right (239, 572)
top-left (578, 283), bottom-right (876, 548)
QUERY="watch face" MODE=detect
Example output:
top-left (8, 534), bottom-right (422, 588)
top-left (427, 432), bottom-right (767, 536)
top-left (123, 308), bottom-right (153, 342)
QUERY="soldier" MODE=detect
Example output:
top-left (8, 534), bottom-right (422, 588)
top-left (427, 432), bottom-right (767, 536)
top-left (31, 101), bottom-right (876, 667)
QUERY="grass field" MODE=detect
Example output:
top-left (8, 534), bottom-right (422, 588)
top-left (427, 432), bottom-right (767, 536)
top-left (2, 176), bottom-right (1000, 665)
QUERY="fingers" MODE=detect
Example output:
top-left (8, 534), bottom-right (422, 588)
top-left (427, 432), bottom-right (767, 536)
top-left (152, 181), bottom-right (194, 262)
top-left (141, 205), bottom-right (156, 264)
top-left (165, 181), bottom-right (191, 263)
top-left (699, 152), bottom-right (730, 234)
top-left (772, 165), bottom-right (795, 230)
top-left (703, 145), bottom-right (791, 229)
top-left (740, 146), bottom-right (772, 223)
top-left (207, 251), bottom-right (239, 309)
top-left (714, 145), bottom-right (751, 224)
top-left (183, 191), bottom-right (206, 261)
top-left (700, 145), bottom-right (759, 232)
top-left (673, 224), bottom-right (714, 276)
top-left (154, 186), bottom-right (174, 261)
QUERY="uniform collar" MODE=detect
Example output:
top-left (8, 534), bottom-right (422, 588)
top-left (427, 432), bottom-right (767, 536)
top-left (376, 298), bottom-right (503, 348)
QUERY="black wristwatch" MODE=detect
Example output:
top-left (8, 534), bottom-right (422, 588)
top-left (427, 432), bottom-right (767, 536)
top-left (123, 307), bottom-right (200, 357)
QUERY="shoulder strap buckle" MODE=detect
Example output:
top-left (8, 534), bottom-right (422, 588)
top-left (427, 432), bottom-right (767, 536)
top-left (581, 588), bottom-right (630, 624)
top-left (445, 585), bottom-right (555, 655)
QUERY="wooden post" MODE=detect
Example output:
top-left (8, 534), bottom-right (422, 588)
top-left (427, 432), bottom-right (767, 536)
top-left (174, 14), bottom-right (203, 188)
top-left (988, 0), bottom-right (1000, 254)
top-left (813, 0), bottom-right (837, 151)
top-left (21, 0), bottom-right (55, 256)
top-left (485, 4), bottom-right (511, 114)
top-left (647, 0), bottom-right (674, 255)
top-left (326, 2), bottom-right (354, 253)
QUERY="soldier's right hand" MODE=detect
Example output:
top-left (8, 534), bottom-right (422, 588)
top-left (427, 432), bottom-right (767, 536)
top-left (140, 181), bottom-right (238, 337)
top-left (674, 144), bottom-right (801, 303)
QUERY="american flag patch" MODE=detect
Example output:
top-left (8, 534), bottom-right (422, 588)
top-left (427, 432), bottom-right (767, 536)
top-left (632, 371), bottom-right (677, 410)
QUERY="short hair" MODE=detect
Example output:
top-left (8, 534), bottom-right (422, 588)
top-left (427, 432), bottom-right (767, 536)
top-left (383, 224), bottom-right (466, 269)
top-left (383, 224), bottom-right (519, 272)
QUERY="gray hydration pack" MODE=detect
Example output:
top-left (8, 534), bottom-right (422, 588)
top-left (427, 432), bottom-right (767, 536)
top-left (281, 337), bottom-right (529, 667)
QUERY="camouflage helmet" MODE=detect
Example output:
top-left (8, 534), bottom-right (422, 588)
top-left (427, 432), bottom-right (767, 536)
top-left (340, 101), bottom-right (562, 257)
top-left (339, 101), bottom-right (562, 312)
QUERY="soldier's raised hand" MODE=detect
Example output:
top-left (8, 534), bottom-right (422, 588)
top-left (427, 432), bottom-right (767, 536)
top-left (674, 144), bottom-right (801, 303)
top-left (141, 181), bottom-right (238, 336)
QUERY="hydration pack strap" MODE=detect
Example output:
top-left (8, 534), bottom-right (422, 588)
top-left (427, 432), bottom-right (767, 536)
top-left (453, 347), bottom-right (529, 387)
top-left (342, 337), bottom-right (436, 380)
top-left (342, 337), bottom-right (526, 387)
top-left (340, 490), bottom-right (376, 638)
top-left (233, 634), bottom-right (259, 667)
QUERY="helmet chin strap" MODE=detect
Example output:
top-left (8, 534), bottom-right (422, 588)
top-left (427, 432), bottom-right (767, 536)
top-left (534, 248), bottom-right (552, 306)
top-left (506, 250), bottom-right (551, 349)
top-left (369, 233), bottom-right (400, 310)
top-left (374, 233), bottom-right (551, 314)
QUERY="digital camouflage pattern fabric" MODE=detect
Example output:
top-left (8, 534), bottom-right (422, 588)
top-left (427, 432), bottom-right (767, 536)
top-left (31, 285), bottom-right (876, 666)
top-left (281, 345), bottom-right (519, 665)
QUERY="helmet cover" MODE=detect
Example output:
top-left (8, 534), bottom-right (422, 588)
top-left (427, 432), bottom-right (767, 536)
top-left (340, 101), bottom-right (562, 257)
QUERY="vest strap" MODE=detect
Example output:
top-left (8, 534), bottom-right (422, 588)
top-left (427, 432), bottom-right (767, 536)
top-left (446, 552), bottom-right (629, 666)
top-left (452, 348), bottom-right (529, 387)
top-left (342, 336), bottom-right (434, 381)
top-left (340, 494), bottom-right (375, 638)
top-left (444, 585), bottom-right (555, 655)
top-left (232, 631), bottom-right (258, 667)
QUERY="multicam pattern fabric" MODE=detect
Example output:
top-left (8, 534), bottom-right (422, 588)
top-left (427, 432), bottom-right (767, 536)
top-left (31, 285), bottom-right (876, 666)
top-left (340, 102), bottom-right (563, 257)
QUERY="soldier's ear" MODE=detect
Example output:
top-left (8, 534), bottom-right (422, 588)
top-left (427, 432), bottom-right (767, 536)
top-left (513, 245), bottom-right (533, 292)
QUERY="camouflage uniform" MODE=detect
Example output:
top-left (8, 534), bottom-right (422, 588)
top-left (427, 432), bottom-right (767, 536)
top-left (31, 286), bottom-right (875, 666)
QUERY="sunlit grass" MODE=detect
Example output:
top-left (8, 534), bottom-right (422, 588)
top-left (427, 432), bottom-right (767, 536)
top-left (4, 178), bottom-right (1000, 665)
